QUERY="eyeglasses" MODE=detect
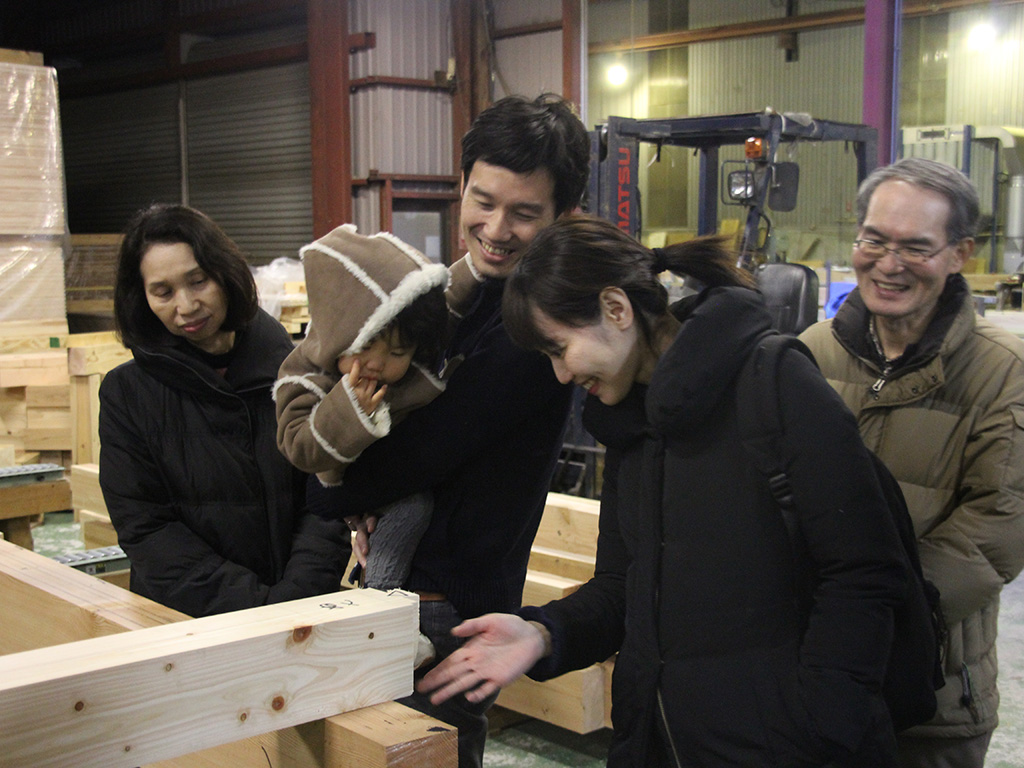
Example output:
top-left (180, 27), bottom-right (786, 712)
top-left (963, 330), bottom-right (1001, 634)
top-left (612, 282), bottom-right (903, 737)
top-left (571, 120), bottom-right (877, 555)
top-left (852, 238), bottom-right (953, 265)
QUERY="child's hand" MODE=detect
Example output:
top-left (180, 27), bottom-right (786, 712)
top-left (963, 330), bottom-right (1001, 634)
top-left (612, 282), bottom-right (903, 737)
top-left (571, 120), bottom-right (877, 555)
top-left (344, 358), bottom-right (387, 414)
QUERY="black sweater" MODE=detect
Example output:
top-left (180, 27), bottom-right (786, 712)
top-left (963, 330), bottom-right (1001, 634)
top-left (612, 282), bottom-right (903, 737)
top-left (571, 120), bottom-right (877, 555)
top-left (307, 278), bottom-right (573, 619)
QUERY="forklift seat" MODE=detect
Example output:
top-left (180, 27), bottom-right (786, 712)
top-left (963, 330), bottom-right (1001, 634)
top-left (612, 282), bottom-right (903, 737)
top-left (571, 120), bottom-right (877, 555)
top-left (755, 262), bottom-right (820, 335)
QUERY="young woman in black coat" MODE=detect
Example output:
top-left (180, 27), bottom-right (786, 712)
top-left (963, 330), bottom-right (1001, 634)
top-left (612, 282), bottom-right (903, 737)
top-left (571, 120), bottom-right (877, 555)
top-left (418, 215), bottom-right (909, 768)
top-left (98, 204), bottom-right (349, 618)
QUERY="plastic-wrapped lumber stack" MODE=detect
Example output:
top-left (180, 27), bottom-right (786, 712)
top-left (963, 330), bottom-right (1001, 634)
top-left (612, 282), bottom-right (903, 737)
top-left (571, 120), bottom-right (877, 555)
top-left (0, 56), bottom-right (71, 461)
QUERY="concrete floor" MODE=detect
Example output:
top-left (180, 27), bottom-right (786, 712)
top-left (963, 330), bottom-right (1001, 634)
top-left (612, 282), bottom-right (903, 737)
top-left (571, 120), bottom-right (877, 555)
top-left (29, 514), bottom-right (1024, 767)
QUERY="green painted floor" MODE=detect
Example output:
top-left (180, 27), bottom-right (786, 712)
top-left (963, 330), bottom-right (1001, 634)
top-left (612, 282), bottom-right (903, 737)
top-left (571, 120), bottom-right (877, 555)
top-left (28, 513), bottom-right (1024, 767)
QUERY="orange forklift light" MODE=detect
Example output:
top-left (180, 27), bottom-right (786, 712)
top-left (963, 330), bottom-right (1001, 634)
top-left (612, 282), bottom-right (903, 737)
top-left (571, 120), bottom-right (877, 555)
top-left (745, 137), bottom-right (765, 159)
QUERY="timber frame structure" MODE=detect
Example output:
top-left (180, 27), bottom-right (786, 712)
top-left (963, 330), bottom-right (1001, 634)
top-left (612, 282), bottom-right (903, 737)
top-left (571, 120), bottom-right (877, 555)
top-left (0, 539), bottom-right (457, 768)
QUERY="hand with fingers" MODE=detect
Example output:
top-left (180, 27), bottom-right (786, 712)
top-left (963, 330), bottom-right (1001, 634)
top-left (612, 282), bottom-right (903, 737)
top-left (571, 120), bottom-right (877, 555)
top-left (415, 613), bottom-right (549, 705)
top-left (340, 358), bottom-right (387, 415)
top-left (342, 513), bottom-right (378, 567)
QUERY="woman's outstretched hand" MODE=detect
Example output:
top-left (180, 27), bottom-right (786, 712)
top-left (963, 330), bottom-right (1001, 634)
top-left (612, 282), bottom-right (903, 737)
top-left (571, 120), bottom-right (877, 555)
top-left (416, 613), bottom-right (548, 705)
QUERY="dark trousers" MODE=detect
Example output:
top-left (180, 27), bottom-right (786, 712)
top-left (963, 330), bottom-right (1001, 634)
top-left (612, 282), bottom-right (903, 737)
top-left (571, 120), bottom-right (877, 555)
top-left (399, 599), bottom-right (500, 768)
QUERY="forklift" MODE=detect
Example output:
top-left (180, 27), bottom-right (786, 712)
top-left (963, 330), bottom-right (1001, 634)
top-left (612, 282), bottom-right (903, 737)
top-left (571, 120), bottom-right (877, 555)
top-left (586, 109), bottom-right (879, 335)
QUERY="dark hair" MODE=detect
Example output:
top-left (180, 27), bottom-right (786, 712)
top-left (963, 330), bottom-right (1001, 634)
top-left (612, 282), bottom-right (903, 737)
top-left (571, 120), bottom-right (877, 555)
top-left (461, 93), bottom-right (590, 216)
top-left (114, 204), bottom-right (259, 349)
top-left (392, 284), bottom-right (449, 366)
top-left (503, 215), bottom-right (755, 352)
top-left (857, 157), bottom-right (980, 242)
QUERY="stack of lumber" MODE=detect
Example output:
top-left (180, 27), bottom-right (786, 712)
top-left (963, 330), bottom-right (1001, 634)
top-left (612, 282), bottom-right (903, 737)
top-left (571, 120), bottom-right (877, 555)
top-left (65, 234), bottom-right (121, 319)
top-left (0, 60), bottom-right (68, 332)
top-left (0, 351), bottom-right (71, 459)
top-left (496, 492), bottom-right (614, 734)
top-left (0, 329), bottom-right (127, 461)
top-left (277, 281), bottom-right (310, 334)
top-left (0, 59), bottom-right (71, 464)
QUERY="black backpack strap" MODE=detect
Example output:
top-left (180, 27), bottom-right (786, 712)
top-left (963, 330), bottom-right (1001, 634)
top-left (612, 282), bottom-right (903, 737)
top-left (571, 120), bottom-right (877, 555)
top-left (736, 331), bottom-right (817, 522)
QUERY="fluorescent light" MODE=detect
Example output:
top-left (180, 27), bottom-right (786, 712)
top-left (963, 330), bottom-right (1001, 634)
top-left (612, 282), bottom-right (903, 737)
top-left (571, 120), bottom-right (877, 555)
top-left (967, 22), bottom-right (997, 52)
top-left (607, 63), bottom-right (628, 87)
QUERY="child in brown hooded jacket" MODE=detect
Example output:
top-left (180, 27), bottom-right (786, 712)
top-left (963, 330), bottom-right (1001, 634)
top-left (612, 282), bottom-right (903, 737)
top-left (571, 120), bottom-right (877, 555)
top-left (274, 224), bottom-right (480, 591)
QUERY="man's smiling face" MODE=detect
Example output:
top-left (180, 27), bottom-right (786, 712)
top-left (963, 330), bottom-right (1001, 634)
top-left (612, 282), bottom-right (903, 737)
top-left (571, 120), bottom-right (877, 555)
top-left (459, 160), bottom-right (557, 279)
top-left (854, 179), bottom-right (968, 336)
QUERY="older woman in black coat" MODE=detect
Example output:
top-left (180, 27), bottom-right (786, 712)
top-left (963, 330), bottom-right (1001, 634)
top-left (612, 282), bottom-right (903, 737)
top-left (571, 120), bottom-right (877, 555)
top-left (99, 204), bottom-right (349, 617)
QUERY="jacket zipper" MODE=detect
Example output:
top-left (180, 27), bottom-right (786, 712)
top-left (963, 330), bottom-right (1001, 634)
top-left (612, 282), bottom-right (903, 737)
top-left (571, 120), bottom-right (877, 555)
top-left (960, 663), bottom-right (981, 723)
top-left (657, 688), bottom-right (683, 768)
top-left (653, 437), bottom-right (681, 768)
top-left (869, 360), bottom-right (892, 400)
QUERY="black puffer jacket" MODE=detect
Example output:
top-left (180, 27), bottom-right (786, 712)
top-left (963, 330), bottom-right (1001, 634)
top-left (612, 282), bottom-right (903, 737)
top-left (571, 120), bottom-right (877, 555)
top-left (522, 288), bottom-right (907, 767)
top-left (99, 308), bottom-right (350, 617)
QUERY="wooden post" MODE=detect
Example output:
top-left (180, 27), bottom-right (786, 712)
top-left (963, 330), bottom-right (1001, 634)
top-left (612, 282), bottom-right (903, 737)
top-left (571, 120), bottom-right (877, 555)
top-left (308, 0), bottom-right (353, 236)
top-left (71, 374), bottom-right (102, 464)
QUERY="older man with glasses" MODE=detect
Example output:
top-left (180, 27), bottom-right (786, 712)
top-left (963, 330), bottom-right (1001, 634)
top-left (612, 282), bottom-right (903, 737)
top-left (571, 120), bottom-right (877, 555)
top-left (801, 157), bottom-right (1024, 768)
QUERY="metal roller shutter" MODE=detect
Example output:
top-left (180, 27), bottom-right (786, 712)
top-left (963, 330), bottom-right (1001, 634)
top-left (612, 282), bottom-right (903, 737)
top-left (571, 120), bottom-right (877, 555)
top-left (185, 62), bottom-right (313, 266)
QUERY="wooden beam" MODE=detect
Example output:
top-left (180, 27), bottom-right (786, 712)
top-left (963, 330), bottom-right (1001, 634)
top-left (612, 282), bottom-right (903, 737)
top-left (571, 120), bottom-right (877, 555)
top-left (68, 343), bottom-right (133, 376)
top-left (0, 542), bottom-right (456, 768)
top-left (528, 544), bottom-right (595, 582)
top-left (522, 569), bottom-right (583, 607)
top-left (533, 493), bottom-right (600, 557)
top-left (77, 508), bottom-right (119, 549)
top-left (0, 587), bottom-right (419, 767)
top-left (25, 384), bottom-right (70, 409)
top-left (0, 517), bottom-right (33, 549)
top-left (496, 664), bottom-right (606, 735)
top-left (325, 700), bottom-right (457, 767)
top-left (0, 539), bottom-right (187, 655)
top-left (71, 373), bottom-right (102, 465)
top-left (71, 463), bottom-right (107, 515)
top-left (0, 351), bottom-right (68, 388)
top-left (67, 331), bottom-right (120, 348)
top-left (0, 318), bottom-right (68, 354)
top-left (0, 478), bottom-right (71, 520)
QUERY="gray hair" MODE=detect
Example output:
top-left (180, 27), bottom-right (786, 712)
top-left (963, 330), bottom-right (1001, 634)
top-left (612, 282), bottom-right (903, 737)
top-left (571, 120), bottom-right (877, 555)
top-left (856, 157), bottom-right (980, 243)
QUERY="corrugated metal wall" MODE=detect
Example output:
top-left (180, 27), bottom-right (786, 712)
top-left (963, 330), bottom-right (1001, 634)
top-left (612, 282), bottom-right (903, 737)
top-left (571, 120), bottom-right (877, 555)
top-left (348, 0), bottom-right (454, 235)
top-left (947, 5), bottom-right (1024, 126)
top-left (350, 0), bottom-right (452, 178)
top-left (494, 31), bottom-right (564, 100)
top-left (491, 0), bottom-right (565, 101)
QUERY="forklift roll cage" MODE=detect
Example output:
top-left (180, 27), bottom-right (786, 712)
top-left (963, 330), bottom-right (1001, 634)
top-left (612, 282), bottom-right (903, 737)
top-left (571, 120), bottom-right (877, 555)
top-left (587, 111), bottom-right (879, 268)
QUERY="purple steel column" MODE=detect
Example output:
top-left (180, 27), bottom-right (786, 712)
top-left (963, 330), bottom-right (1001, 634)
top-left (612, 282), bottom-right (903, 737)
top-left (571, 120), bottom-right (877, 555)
top-left (863, 0), bottom-right (901, 166)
